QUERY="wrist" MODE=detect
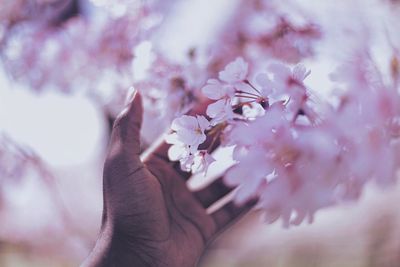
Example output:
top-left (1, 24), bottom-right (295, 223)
top-left (81, 221), bottom-right (153, 267)
top-left (81, 223), bottom-right (115, 267)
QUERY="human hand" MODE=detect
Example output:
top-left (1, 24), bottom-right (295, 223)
top-left (81, 91), bottom-right (255, 267)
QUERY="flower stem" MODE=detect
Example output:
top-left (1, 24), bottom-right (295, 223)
top-left (235, 94), bottom-right (260, 100)
top-left (207, 130), bottom-right (221, 153)
top-left (244, 79), bottom-right (262, 95)
top-left (236, 90), bottom-right (260, 97)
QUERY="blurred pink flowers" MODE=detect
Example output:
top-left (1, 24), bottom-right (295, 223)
top-left (167, 55), bottom-right (400, 227)
top-left (1, 1), bottom-right (400, 264)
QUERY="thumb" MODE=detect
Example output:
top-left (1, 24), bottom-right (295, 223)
top-left (110, 89), bottom-right (143, 156)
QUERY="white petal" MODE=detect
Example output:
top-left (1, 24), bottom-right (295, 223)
top-left (191, 154), bottom-right (205, 174)
top-left (219, 57), bottom-right (249, 83)
top-left (268, 62), bottom-right (291, 82)
top-left (171, 115), bottom-right (197, 131)
top-left (196, 132), bottom-right (207, 145)
top-left (168, 144), bottom-right (189, 161)
top-left (202, 153), bottom-right (216, 175)
top-left (206, 99), bottom-right (227, 118)
top-left (165, 133), bottom-right (179, 144)
top-left (242, 102), bottom-right (265, 118)
top-left (188, 144), bottom-right (199, 154)
top-left (225, 164), bottom-right (248, 186)
top-left (196, 115), bottom-right (210, 132)
top-left (176, 128), bottom-right (200, 145)
top-left (223, 85), bottom-right (236, 98)
top-left (256, 73), bottom-right (272, 87)
top-left (180, 155), bottom-right (194, 172)
top-left (191, 152), bottom-right (216, 175)
top-left (293, 64), bottom-right (310, 81)
top-left (255, 73), bottom-right (273, 97)
top-left (202, 80), bottom-right (224, 100)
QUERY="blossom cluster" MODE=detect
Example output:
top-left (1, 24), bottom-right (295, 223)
top-left (207, 0), bottom-right (320, 75)
top-left (0, 0), bottom-right (72, 32)
top-left (166, 56), bottom-right (400, 227)
top-left (133, 51), bottom-right (209, 141)
top-left (141, 0), bottom-right (322, 145)
top-left (0, 0), bottom-right (166, 115)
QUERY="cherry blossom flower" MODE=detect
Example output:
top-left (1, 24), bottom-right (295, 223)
top-left (201, 57), bottom-right (271, 124)
top-left (218, 57), bottom-right (249, 84)
top-left (136, 51), bottom-right (208, 142)
top-left (171, 149), bottom-right (215, 175)
top-left (241, 102), bottom-right (266, 118)
top-left (190, 151), bottom-right (216, 175)
top-left (166, 135), bottom-right (191, 161)
top-left (206, 99), bottom-right (235, 126)
top-left (201, 79), bottom-right (235, 100)
top-left (225, 147), bottom-right (272, 205)
top-left (165, 113), bottom-right (219, 174)
top-left (201, 78), bottom-right (237, 125)
top-left (266, 63), bottom-right (310, 92)
top-left (169, 115), bottom-right (210, 147)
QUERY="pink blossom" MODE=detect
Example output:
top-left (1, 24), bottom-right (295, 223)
top-left (206, 99), bottom-right (235, 126)
top-left (167, 52), bottom-right (400, 227)
top-left (175, 150), bottom-right (215, 174)
top-left (166, 136), bottom-right (191, 161)
top-left (169, 115), bottom-right (210, 147)
top-left (225, 147), bottom-right (272, 204)
top-left (191, 151), bottom-right (216, 175)
top-left (218, 57), bottom-right (249, 84)
top-left (166, 134), bottom-right (215, 174)
top-left (267, 63), bottom-right (310, 92)
top-left (201, 79), bottom-right (235, 100)
top-left (242, 102), bottom-right (265, 118)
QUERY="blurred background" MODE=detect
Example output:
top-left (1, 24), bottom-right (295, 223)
top-left (1, 0), bottom-right (400, 266)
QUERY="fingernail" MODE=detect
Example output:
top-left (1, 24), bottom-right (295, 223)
top-left (125, 86), bottom-right (137, 106)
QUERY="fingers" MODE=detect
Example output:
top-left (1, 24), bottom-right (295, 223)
top-left (210, 198), bottom-right (257, 233)
top-left (110, 90), bottom-right (143, 156)
top-left (194, 178), bottom-right (234, 208)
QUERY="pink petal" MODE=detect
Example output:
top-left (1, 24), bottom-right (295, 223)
top-left (268, 62), bottom-right (291, 82)
top-left (168, 144), bottom-right (189, 161)
top-left (196, 115), bottom-right (210, 132)
top-left (206, 99), bottom-right (227, 118)
top-left (202, 79), bottom-right (225, 100)
top-left (219, 57), bottom-right (249, 83)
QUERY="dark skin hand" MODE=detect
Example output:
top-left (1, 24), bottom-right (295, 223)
top-left (81, 92), bottom-right (255, 267)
